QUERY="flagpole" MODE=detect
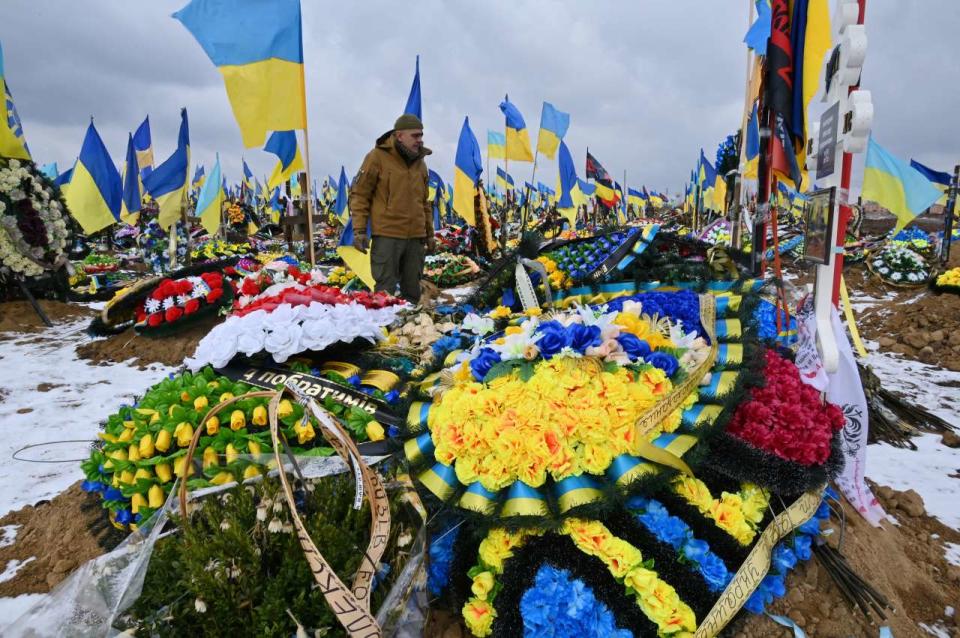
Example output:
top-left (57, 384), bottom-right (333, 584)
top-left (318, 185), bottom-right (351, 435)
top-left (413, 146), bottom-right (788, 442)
top-left (733, 0), bottom-right (756, 250)
top-left (942, 164), bottom-right (959, 263)
top-left (501, 157), bottom-right (509, 250)
top-left (623, 169), bottom-right (627, 223)
top-left (522, 148), bottom-right (539, 234)
top-left (297, 67), bottom-right (317, 266)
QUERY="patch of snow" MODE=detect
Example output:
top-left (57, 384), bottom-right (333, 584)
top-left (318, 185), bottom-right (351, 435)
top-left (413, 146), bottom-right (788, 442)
top-left (0, 319), bottom-right (174, 517)
top-left (919, 622), bottom-right (950, 638)
top-left (867, 433), bottom-right (960, 530)
top-left (0, 557), bottom-right (35, 584)
top-left (0, 525), bottom-right (20, 549)
top-left (945, 542), bottom-right (960, 567)
top-left (0, 594), bottom-right (47, 633)
top-left (863, 351), bottom-right (960, 429)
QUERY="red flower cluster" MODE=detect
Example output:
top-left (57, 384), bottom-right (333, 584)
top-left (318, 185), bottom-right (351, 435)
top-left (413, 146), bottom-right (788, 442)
top-left (234, 285), bottom-right (403, 317)
top-left (726, 349), bottom-right (845, 466)
top-left (136, 271), bottom-right (226, 328)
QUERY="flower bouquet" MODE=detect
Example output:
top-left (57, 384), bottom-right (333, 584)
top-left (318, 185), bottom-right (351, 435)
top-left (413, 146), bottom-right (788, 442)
top-left (187, 266), bottom-right (407, 369)
top-left (326, 264), bottom-right (363, 288)
top-left (190, 238), bottom-right (252, 262)
top-left (889, 226), bottom-right (932, 254)
top-left (0, 158), bottom-right (71, 280)
top-left (543, 228), bottom-right (643, 284)
top-left (867, 244), bottom-right (931, 286)
top-left (82, 253), bottom-right (120, 274)
top-left (698, 220), bottom-right (732, 247)
top-left (424, 252), bottom-right (482, 287)
top-left (133, 270), bottom-right (233, 336)
top-left (932, 266), bottom-right (960, 295)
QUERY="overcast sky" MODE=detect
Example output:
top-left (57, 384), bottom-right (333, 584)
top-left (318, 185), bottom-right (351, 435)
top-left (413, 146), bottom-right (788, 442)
top-left (3, 1), bottom-right (958, 197)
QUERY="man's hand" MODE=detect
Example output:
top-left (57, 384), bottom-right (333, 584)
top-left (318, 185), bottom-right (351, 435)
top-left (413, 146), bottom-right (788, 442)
top-left (353, 234), bottom-right (369, 254)
top-left (425, 236), bottom-right (436, 253)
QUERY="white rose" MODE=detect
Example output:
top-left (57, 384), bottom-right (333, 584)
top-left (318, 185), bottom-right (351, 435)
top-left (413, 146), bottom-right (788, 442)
top-left (264, 322), bottom-right (304, 362)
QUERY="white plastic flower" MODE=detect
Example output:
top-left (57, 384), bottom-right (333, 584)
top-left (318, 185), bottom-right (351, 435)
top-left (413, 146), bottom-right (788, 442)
top-left (462, 312), bottom-right (494, 336)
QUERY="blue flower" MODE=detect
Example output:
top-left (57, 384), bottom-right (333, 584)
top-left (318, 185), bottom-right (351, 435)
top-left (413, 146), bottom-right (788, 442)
top-left (793, 534), bottom-right (813, 561)
top-left (520, 565), bottom-right (630, 638)
top-left (431, 335), bottom-right (462, 360)
top-left (470, 347), bottom-right (502, 381)
top-left (384, 390), bottom-right (400, 404)
top-left (616, 333), bottom-right (651, 361)
top-left (102, 487), bottom-right (124, 502)
top-left (427, 522), bottom-right (460, 596)
top-left (536, 321), bottom-right (572, 359)
top-left (682, 538), bottom-right (709, 562)
top-left (387, 425), bottom-right (399, 438)
top-left (797, 516), bottom-right (821, 536)
top-left (815, 500), bottom-right (831, 520)
top-left (568, 324), bottom-right (601, 353)
top-left (698, 553), bottom-right (732, 593)
top-left (345, 374), bottom-right (362, 387)
top-left (647, 351), bottom-right (679, 377)
top-left (115, 509), bottom-right (133, 525)
top-left (771, 544), bottom-right (798, 573)
top-left (657, 515), bottom-right (689, 548)
top-left (81, 480), bottom-right (104, 493)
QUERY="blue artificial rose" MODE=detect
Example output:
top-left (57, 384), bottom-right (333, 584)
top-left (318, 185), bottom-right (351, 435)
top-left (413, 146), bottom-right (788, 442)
top-left (797, 516), bottom-right (822, 536)
top-left (81, 480), bottom-right (104, 493)
top-left (384, 390), bottom-right (400, 404)
top-left (743, 589), bottom-right (767, 614)
top-left (698, 553), bottom-right (732, 593)
top-left (682, 538), bottom-right (710, 563)
top-left (569, 324), bottom-right (602, 353)
top-left (647, 351), bottom-right (679, 377)
top-left (536, 321), bottom-right (571, 358)
top-left (346, 374), bottom-right (362, 387)
top-left (469, 347), bottom-right (502, 381)
top-left (617, 333), bottom-right (652, 361)
top-left (815, 500), bottom-right (831, 520)
top-left (115, 509), bottom-right (133, 525)
top-left (658, 515), bottom-right (689, 549)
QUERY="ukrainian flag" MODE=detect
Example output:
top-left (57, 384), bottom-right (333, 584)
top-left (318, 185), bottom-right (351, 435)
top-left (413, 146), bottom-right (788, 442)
top-left (334, 166), bottom-right (350, 225)
top-left (487, 130), bottom-right (506, 160)
top-left (498, 95), bottom-right (534, 162)
top-left (120, 133), bottom-right (141, 226)
top-left (453, 116), bottom-right (482, 226)
top-left (337, 217), bottom-right (374, 290)
top-left (143, 108), bottom-right (190, 229)
top-left (536, 101), bottom-right (570, 160)
top-left (173, 0), bottom-right (306, 148)
top-left (403, 55), bottom-right (422, 119)
top-left (628, 187), bottom-right (646, 209)
top-left (744, 102), bottom-right (760, 179)
top-left (910, 159), bottom-right (953, 208)
top-left (557, 141), bottom-right (579, 227)
top-left (40, 163), bottom-right (58, 180)
top-left (242, 158), bottom-right (254, 189)
top-left (0, 42), bottom-right (30, 161)
top-left (496, 166), bottom-right (514, 192)
top-left (265, 130), bottom-right (303, 191)
top-left (197, 154), bottom-right (224, 235)
top-left (64, 121), bottom-right (122, 234)
top-left (192, 164), bottom-right (205, 190)
top-left (268, 185), bottom-right (281, 223)
top-left (862, 137), bottom-right (943, 233)
top-left (132, 116), bottom-right (154, 179)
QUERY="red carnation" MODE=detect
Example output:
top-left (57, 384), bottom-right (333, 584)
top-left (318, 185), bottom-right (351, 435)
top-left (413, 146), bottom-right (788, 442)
top-left (165, 307), bottom-right (183, 323)
top-left (201, 272), bottom-right (224, 288)
top-left (184, 298), bottom-right (201, 315)
top-left (240, 278), bottom-right (260, 296)
top-left (207, 288), bottom-right (224, 304)
top-left (177, 280), bottom-right (194, 295)
top-left (147, 312), bottom-right (164, 327)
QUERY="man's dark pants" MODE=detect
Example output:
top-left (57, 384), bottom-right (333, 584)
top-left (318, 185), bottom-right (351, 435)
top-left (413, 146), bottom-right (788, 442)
top-left (370, 236), bottom-right (424, 304)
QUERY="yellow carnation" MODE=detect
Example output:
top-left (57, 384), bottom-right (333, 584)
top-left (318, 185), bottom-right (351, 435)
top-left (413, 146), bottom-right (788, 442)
top-left (462, 599), bottom-right (495, 637)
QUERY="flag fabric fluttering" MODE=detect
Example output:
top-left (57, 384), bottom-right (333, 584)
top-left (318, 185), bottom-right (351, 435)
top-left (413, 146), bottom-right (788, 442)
top-left (55, 167), bottom-right (73, 193)
top-left (429, 170), bottom-right (445, 231)
top-left (452, 116), bottom-right (483, 226)
top-left (910, 159), bottom-right (953, 207)
top-left (499, 95), bottom-right (534, 162)
top-left (487, 130), bottom-right (506, 160)
top-left (132, 116), bottom-right (154, 179)
top-left (242, 158), bottom-right (254, 189)
top-left (337, 217), bottom-right (375, 290)
top-left (264, 130), bottom-right (303, 191)
top-left (334, 166), bottom-right (350, 225)
top-left (536, 101), bottom-right (570, 160)
top-left (557, 140), bottom-right (578, 214)
top-left (196, 154), bottom-right (225, 235)
top-left (173, 0), bottom-right (306, 148)
top-left (862, 138), bottom-right (944, 233)
top-left (496, 166), bottom-right (515, 191)
top-left (628, 187), bottom-right (646, 209)
top-left (744, 102), bottom-right (761, 179)
top-left (192, 164), bottom-right (206, 190)
top-left (120, 133), bottom-right (142, 225)
top-left (586, 150), bottom-right (618, 206)
top-left (790, 0), bottom-right (832, 184)
top-left (65, 121), bottom-right (122, 234)
top-left (743, 0), bottom-right (772, 54)
top-left (40, 163), bottom-right (58, 179)
top-left (142, 108), bottom-right (190, 229)
top-left (403, 55), bottom-right (421, 120)
top-left (0, 41), bottom-right (30, 160)
top-left (766, 0), bottom-right (802, 188)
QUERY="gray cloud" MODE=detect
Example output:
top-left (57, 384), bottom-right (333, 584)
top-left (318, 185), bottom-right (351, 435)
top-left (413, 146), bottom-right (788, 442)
top-left (3, 1), bottom-right (959, 197)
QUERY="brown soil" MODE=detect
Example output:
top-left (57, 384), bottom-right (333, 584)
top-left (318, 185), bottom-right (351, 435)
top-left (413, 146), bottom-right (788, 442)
top-left (0, 482), bottom-right (124, 596)
top-left (0, 300), bottom-right (93, 334)
top-left (75, 313), bottom-right (220, 369)
top-left (732, 482), bottom-right (960, 638)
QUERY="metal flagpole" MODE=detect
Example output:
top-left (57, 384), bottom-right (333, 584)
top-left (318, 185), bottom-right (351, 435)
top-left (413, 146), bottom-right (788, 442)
top-left (941, 164), bottom-right (959, 263)
top-left (297, 62), bottom-right (317, 266)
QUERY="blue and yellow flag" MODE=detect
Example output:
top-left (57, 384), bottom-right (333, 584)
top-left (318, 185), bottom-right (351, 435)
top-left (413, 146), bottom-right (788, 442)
top-left (556, 140), bottom-right (579, 226)
top-left (337, 217), bottom-right (374, 290)
top-left (910, 159), bottom-right (953, 208)
top-left (498, 95), bottom-right (534, 162)
top-left (453, 116), bottom-right (482, 226)
top-left (173, 0), bottom-right (306, 148)
top-left (862, 138), bottom-right (943, 233)
top-left (334, 166), bottom-right (350, 225)
top-left (487, 130), bottom-right (505, 160)
top-left (143, 108), bottom-right (190, 229)
top-left (65, 121), bottom-right (121, 234)
top-left (744, 102), bottom-right (760, 179)
top-left (133, 116), bottom-right (154, 179)
top-left (265, 130), bottom-right (303, 191)
top-left (120, 133), bottom-right (142, 225)
top-left (242, 158), bottom-right (254, 189)
top-left (55, 167), bottom-right (73, 193)
top-left (403, 55), bottom-right (421, 119)
top-left (192, 164), bottom-right (205, 190)
top-left (0, 42), bottom-right (30, 161)
top-left (197, 154), bottom-right (224, 235)
top-left (536, 101), bottom-right (570, 160)
top-left (496, 166), bottom-right (514, 192)
top-left (40, 163), bottom-right (58, 180)
top-left (628, 187), bottom-right (646, 209)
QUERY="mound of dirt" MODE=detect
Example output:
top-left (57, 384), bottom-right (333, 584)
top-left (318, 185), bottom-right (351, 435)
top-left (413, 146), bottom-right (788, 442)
top-left (76, 313), bottom-right (221, 368)
top-left (0, 482), bottom-right (124, 597)
top-left (733, 481), bottom-right (960, 638)
top-left (0, 301), bottom-right (93, 334)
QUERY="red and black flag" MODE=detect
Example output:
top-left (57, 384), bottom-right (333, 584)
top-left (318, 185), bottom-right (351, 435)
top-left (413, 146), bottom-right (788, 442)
top-left (586, 150), bottom-right (614, 186)
top-left (766, 0), bottom-right (802, 187)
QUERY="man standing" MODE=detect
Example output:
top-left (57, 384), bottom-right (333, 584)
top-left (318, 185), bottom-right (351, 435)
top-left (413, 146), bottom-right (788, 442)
top-left (349, 114), bottom-right (435, 303)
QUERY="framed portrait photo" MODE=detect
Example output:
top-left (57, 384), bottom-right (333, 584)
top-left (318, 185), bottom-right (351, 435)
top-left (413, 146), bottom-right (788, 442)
top-left (803, 187), bottom-right (836, 265)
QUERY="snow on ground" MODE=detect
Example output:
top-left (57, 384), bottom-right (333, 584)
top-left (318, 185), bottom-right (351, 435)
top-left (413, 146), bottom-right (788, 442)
top-left (945, 542), bottom-right (960, 567)
top-left (0, 558), bottom-right (35, 584)
top-left (0, 319), bottom-right (173, 518)
top-left (863, 350), bottom-right (960, 429)
top-left (0, 594), bottom-right (46, 633)
top-left (0, 525), bottom-right (20, 549)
